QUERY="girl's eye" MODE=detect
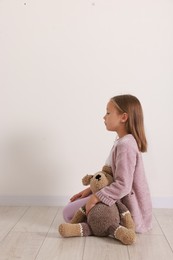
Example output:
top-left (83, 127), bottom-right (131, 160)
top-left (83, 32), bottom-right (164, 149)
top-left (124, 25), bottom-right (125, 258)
top-left (107, 112), bottom-right (110, 115)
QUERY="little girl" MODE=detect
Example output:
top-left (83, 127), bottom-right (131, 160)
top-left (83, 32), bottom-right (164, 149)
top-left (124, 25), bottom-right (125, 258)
top-left (63, 94), bottom-right (152, 233)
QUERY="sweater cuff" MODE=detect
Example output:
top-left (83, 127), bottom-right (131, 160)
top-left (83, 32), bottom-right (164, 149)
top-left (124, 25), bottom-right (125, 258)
top-left (96, 191), bottom-right (116, 207)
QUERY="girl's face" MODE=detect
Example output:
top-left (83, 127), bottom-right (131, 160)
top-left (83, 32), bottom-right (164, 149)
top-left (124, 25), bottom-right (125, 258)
top-left (103, 101), bottom-right (128, 137)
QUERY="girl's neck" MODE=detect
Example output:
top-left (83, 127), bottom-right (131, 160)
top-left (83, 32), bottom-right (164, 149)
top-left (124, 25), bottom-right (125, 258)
top-left (116, 130), bottom-right (128, 139)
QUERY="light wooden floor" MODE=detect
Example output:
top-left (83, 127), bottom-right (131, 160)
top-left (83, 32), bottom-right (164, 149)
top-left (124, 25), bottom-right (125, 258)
top-left (0, 207), bottom-right (173, 260)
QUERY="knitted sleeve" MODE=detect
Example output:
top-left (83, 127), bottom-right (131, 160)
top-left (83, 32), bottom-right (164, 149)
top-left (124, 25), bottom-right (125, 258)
top-left (96, 142), bottom-right (137, 206)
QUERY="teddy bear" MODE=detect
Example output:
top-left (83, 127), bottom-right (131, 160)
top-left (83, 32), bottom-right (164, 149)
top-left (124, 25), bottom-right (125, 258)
top-left (59, 166), bottom-right (136, 245)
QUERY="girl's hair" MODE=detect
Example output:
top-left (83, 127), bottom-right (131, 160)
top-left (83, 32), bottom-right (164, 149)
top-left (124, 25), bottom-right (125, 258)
top-left (110, 94), bottom-right (147, 152)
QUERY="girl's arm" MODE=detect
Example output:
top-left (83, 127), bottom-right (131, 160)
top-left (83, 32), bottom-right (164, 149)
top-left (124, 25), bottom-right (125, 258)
top-left (70, 187), bottom-right (92, 202)
top-left (96, 144), bottom-right (137, 206)
top-left (85, 194), bottom-right (100, 215)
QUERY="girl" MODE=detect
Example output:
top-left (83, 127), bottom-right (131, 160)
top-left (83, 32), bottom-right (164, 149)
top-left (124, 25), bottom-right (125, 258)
top-left (63, 94), bottom-right (152, 233)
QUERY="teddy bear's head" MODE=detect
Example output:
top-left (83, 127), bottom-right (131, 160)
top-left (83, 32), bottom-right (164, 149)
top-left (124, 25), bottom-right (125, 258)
top-left (82, 166), bottom-right (113, 193)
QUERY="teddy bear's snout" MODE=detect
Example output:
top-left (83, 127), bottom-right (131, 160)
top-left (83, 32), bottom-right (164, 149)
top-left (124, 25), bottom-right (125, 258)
top-left (95, 174), bottom-right (101, 181)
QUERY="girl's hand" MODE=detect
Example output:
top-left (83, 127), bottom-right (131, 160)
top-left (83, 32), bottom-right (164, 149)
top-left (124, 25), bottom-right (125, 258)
top-left (85, 194), bottom-right (100, 215)
top-left (70, 187), bottom-right (92, 202)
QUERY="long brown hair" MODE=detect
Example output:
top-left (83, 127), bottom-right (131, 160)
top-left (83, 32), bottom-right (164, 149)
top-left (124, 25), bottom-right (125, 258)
top-left (111, 94), bottom-right (147, 152)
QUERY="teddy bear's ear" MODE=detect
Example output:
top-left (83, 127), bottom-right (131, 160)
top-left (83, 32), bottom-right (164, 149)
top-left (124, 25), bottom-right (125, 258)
top-left (102, 165), bottom-right (113, 176)
top-left (82, 175), bottom-right (93, 186)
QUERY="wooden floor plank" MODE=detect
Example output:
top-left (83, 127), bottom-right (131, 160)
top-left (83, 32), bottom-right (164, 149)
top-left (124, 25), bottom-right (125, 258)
top-left (128, 234), bottom-right (173, 260)
top-left (0, 231), bottom-right (45, 260)
top-left (146, 214), bottom-right (163, 235)
top-left (83, 237), bottom-right (129, 260)
top-left (154, 208), bottom-right (173, 234)
top-left (154, 208), bottom-right (173, 250)
top-left (13, 206), bottom-right (58, 233)
top-left (36, 237), bottom-right (86, 260)
top-left (0, 206), bottom-right (28, 242)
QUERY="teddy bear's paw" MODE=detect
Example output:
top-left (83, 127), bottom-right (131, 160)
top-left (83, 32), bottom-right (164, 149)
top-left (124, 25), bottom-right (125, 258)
top-left (114, 226), bottom-right (136, 245)
top-left (58, 223), bottom-right (83, 237)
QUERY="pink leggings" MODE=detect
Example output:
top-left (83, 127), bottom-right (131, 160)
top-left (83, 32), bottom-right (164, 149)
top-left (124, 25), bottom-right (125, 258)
top-left (63, 195), bottom-right (91, 222)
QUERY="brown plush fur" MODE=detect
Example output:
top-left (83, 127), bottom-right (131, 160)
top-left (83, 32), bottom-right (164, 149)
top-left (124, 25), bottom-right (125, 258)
top-left (59, 166), bottom-right (136, 245)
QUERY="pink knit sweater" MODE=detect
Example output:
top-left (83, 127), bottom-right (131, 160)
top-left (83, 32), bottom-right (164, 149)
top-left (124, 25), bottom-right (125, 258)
top-left (96, 134), bottom-right (152, 233)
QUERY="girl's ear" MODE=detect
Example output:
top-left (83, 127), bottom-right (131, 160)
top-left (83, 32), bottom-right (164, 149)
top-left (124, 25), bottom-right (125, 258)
top-left (121, 112), bottom-right (128, 123)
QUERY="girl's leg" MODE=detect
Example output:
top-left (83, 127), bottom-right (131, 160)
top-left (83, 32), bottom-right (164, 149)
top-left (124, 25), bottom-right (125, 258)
top-left (63, 195), bottom-right (91, 222)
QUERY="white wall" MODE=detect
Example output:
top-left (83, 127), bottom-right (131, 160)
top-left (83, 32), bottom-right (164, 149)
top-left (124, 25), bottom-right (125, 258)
top-left (0, 0), bottom-right (173, 207)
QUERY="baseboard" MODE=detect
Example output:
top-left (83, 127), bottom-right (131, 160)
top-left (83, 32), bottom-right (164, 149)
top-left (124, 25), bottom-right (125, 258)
top-left (0, 196), bottom-right (69, 206)
top-left (0, 196), bottom-right (173, 208)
